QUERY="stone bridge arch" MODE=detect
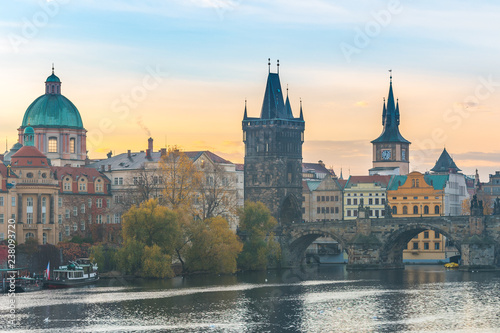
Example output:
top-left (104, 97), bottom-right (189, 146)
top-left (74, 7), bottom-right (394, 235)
top-left (279, 194), bottom-right (302, 225)
top-left (379, 223), bottom-right (462, 267)
top-left (285, 228), bottom-right (349, 266)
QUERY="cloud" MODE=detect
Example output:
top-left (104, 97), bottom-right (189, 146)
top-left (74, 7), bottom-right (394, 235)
top-left (355, 101), bottom-right (368, 107)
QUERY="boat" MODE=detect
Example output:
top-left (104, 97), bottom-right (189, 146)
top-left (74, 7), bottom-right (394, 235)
top-left (1, 268), bottom-right (43, 293)
top-left (444, 262), bottom-right (459, 269)
top-left (43, 258), bottom-right (99, 289)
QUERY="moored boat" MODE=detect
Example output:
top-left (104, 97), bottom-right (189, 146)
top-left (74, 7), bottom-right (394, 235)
top-left (43, 258), bottom-right (98, 289)
top-left (444, 262), bottom-right (459, 269)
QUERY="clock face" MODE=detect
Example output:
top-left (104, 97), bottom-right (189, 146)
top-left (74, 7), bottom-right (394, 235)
top-left (381, 150), bottom-right (391, 160)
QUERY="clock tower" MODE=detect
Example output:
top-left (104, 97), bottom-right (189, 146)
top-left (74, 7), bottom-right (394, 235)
top-left (369, 74), bottom-right (410, 175)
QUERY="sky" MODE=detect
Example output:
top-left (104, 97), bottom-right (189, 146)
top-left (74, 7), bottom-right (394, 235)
top-left (1, 0), bottom-right (500, 181)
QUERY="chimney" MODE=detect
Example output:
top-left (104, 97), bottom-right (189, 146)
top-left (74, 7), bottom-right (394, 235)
top-left (160, 148), bottom-right (166, 157)
top-left (146, 149), bottom-right (151, 159)
top-left (148, 137), bottom-right (153, 152)
top-left (127, 150), bottom-right (131, 158)
top-left (107, 164), bottom-right (111, 171)
top-left (318, 160), bottom-right (325, 167)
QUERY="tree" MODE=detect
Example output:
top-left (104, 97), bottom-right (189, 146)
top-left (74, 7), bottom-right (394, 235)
top-left (142, 245), bottom-right (174, 278)
top-left (237, 201), bottom-right (280, 271)
top-left (121, 199), bottom-right (180, 254)
top-left (477, 192), bottom-right (494, 215)
top-left (461, 198), bottom-right (470, 215)
top-left (120, 164), bottom-right (164, 210)
top-left (196, 162), bottom-right (238, 224)
top-left (160, 146), bottom-right (202, 210)
top-left (184, 216), bottom-right (242, 274)
top-left (118, 199), bottom-right (182, 277)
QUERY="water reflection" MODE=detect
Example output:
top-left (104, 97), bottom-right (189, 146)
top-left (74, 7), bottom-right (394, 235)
top-left (2, 265), bottom-right (500, 332)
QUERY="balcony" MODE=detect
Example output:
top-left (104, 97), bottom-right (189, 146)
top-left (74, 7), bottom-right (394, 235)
top-left (22, 224), bottom-right (38, 230)
top-left (16, 178), bottom-right (59, 186)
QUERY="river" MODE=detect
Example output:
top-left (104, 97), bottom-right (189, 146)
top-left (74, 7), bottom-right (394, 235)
top-left (2, 265), bottom-right (500, 332)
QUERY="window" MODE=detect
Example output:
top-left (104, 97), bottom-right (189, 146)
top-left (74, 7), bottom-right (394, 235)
top-left (335, 196), bottom-right (339, 201)
top-left (12, 197), bottom-right (15, 207)
top-left (59, 232), bottom-right (62, 242)
top-left (58, 215), bottom-right (62, 224)
top-left (335, 207), bottom-right (339, 214)
top-left (347, 210), bottom-right (351, 217)
top-left (106, 215), bottom-right (110, 224)
top-left (79, 179), bottom-right (87, 192)
top-left (0, 197), bottom-right (3, 206)
top-left (114, 214), bottom-right (121, 223)
top-left (413, 206), bottom-right (419, 214)
top-left (321, 196), bottom-right (325, 202)
top-left (114, 177), bottom-right (123, 185)
top-left (424, 205), bottom-right (429, 214)
top-left (65, 226), bottom-right (70, 236)
top-left (424, 231), bottom-right (429, 239)
top-left (413, 242), bottom-right (419, 250)
top-left (73, 224), bottom-right (77, 231)
top-left (317, 207), bottom-right (320, 214)
top-left (25, 232), bottom-right (35, 242)
top-left (81, 221), bottom-right (85, 231)
top-left (106, 199), bottom-right (110, 208)
top-left (96, 199), bottom-right (102, 208)
top-left (325, 207), bottom-right (329, 213)
top-left (0, 214), bottom-right (3, 224)
top-left (81, 204), bottom-right (85, 214)
top-left (43, 233), bottom-right (47, 245)
top-left (65, 209), bottom-right (70, 219)
top-left (63, 181), bottom-right (71, 191)
top-left (317, 196), bottom-right (320, 202)
top-left (353, 199), bottom-right (358, 205)
top-left (353, 210), bottom-right (358, 217)
top-left (88, 198), bottom-right (92, 208)
top-left (434, 205), bottom-right (440, 215)
top-left (347, 199), bottom-right (352, 205)
top-left (435, 243), bottom-right (440, 250)
top-left (403, 206), bottom-right (408, 215)
top-left (73, 207), bottom-right (78, 217)
top-left (27, 213), bottom-right (33, 224)
top-left (95, 180), bottom-right (103, 192)
top-left (375, 198), bottom-right (379, 205)
top-left (69, 138), bottom-right (75, 153)
top-left (392, 206), bottom-right (397, 215)
top-left (48, 137), bottom-right (58, 152)
top-left (424, 242), bottom-right (429, 250)
top-left (381, 198), bottom-right (385, 205)
top-left (435, 231), bottom-right (440, 238)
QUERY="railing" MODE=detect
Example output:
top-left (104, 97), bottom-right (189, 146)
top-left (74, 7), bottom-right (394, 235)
top-left (22, 224), bottom-right (37, 230)
top-left (16, 178), bottom-right (59, 185)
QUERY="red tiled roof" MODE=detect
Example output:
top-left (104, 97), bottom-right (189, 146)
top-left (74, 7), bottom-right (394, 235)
top-left (235, 163), bottom-right (244, 171)
top-left (0, 164), bottom-right (7, 178)
top-left (51, 166), bottom-right (109, 182)
top-left (347, 175), bottom-right (392, 188)
top-left (337, 179), bottom-right (348, 189)
top-left (184, 151), bottom-right (233, 164)
top-left (10, 146), bottom-right (50, 167)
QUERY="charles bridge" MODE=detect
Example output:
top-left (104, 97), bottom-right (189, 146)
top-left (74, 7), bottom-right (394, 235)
top-left (278, 210), bottom-right (500, 270)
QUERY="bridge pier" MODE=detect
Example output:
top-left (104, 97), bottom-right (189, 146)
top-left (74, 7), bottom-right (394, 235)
top-left (460, 239), bottom-right (496, 270)
top-left (346, 236), bottom-right (404, 270)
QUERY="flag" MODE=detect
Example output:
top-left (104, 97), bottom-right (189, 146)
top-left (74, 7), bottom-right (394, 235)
top-left (46, 261), bottom-right (50, 280)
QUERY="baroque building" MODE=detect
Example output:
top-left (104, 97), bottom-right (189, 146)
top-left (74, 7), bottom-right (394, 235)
top-left (343, 175), bottom-right (391, 220)
top-left (242, 62), bottom-right (305, 224)
top-left (17, 67), bottom-right (87, 167)
top-left (370, 75), bottom-right (410, 176)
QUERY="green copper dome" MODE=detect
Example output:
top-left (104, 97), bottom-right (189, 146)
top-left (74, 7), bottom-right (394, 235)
top-left (46, 73), bottom-right (60, 82)
top-left (22, 94), bottom-right (84, 129)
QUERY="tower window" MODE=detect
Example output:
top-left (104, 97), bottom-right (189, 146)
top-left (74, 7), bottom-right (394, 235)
top-left (70, 138), bottom-right (76, 153)
top-left (48, 137), bottom-right (58, 152)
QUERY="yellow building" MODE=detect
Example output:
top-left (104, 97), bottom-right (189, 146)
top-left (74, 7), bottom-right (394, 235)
top-left (387, 171), bottom-right (447, 262)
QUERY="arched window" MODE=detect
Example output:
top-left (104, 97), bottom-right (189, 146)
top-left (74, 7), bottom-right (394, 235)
top-left (392, 206), bottom-right (397, 215)
top-left (25, 232), bottom-right (35, 242)
top-left (413, 206), bottom-right (419, 214)
top-left (424, 205), bottom-right (429, 214)
top-left (435, 205), bottom-right (440, 215)
top-left (79, 177), bottom-right (87, 192)
top-left (403, 206), bottom-right (408, 215)
top-left (48, 137), bottom-right (58, 152)
top-left (70, 138), bottom-right (76, 153)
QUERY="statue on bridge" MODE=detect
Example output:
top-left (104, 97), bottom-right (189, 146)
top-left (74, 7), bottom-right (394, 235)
top-left (385, 203), bottom-right (392, 218)
top-left (471, 194), bottom-right (484, 216)
top-left (493, 197), bottom-right (500, 215)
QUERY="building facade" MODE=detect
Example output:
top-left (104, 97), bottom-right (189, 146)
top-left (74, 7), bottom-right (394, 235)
top-left (243, 64), bottom-right (305, 224)
top-left (370, 75), bottom-right (411, 176)
top-left (343, 175), bottom-right (391, 220)
top-left (302, 175), bottom-right (343, 222)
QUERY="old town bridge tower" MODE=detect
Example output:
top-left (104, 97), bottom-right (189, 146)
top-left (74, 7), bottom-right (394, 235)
top-left (242, 61), bottom-right (305, 224)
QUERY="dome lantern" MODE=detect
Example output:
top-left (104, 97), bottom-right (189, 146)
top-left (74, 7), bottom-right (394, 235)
top-left (45, 64), bottom-right (61, 95)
